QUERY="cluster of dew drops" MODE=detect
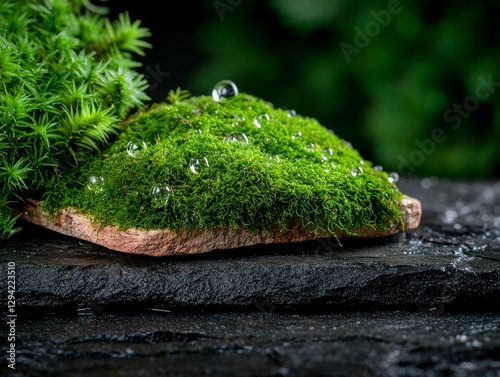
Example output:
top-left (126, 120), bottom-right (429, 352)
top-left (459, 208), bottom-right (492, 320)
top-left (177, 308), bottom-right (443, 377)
top-left (86, 80), bottom-right (399, 206)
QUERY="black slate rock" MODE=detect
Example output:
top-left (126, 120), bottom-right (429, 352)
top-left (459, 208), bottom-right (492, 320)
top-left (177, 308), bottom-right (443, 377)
top-left (1, 177), bottom-right (500, 376)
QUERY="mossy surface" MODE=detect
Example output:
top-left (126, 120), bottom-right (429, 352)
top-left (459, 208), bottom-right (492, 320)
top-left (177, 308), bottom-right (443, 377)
top-left (42, 92), bottom-right (404, 237)
top-left (0, 0), bottom-right (151, 239)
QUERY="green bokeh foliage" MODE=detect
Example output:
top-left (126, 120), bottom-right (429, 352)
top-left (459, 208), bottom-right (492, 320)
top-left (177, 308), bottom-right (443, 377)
top-left (189, 0), bottom-right (500, 179)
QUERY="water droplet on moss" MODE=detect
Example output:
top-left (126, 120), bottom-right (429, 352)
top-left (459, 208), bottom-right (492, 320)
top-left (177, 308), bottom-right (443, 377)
top-left (126, 142), bottom-right (139, 157)
top-left (292, 131), bottom-right (302, 140)
top-left (232, 115), bottom-right (246, 127)
top-left (388, 172), bottom-right (399, 183)
top-left (374, 165), bottom-right (383, 171)
top-left (253, 113), bottom-right (270, 128)
top-left (322, 148), bottom-right (333, 160)
top-left (351, 167), bottom-right (363, 177)
top-left (87, 176), bottom-right (104, 192)
top-left (126, 141), bottom-right (147, 157)
top-left (189, 157), bottom-right (209, 174)
top-left (150, 185), bottom-right (171, 208)
top-left (266, 154), bottom-right (281, 165)
top-left (212, 80), bottom-right (238, 102)
top-left (224, 133), bottom-right (249, 145)
top-left (287, 109), bottom-right (297, 117)
top-left (304, 142), bottom-right (315, 151)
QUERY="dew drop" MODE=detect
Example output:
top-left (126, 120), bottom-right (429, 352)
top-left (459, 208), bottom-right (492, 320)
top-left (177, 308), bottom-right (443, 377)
top-left (388, 172), bottom-right (399, 183)
top-left (87, 176), bottom-right (104, 192)
top-left (232, 115), bottom-right (246, 127)
top-left (322, 148), bottom-right (333, 161)
top-left (126, 141), bottom-right (147, 157)
top-left (359, 159), bottom-right (365, 166)
top-left (224, 133), bottom-right (249, 145)
top-left (126, 141), bottom-right (139, 157)
top-left (266, 154), bottom-right (281, 165)
top-left (253, 113), bottom-right (270, 128)
top-left (304, 142), bottom-right (315, 151)
top-left (292, 131), bottom-right (302, 140)
top-left (374, 165), bottom-right (383, 172)
top-left (189, 157), bottom-right (209, 174)
top-left (150, 185), bottom-right (171, 208)
top-left (324, 163), bottom-right (336, 172)
top-left (351, 167), bottom-right (363, 177)
top-left (212, 80), bottom-right (239, 102)
top-left (287, 109), bottom-right (297, 117)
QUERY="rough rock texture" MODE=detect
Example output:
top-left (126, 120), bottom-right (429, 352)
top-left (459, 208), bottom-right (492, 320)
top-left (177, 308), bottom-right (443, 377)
top-left (7, 312), bottom-right (500, 377)
top-left (15, 195), bottom-right (421, 256)
top-left (2, 231), bottom-right (500, 314)
top-left (1, 177), bottom-right (500, 376)
top-left (1, 177), bottom-right (498, 313)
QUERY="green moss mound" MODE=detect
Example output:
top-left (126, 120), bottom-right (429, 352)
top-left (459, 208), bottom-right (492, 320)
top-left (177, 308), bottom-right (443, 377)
top-left (43, 90), bottom-right (404, 237)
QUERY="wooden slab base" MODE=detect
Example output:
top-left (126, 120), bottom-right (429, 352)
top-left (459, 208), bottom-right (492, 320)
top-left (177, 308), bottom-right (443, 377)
top-left (16, 196), bottom-right (421, 257)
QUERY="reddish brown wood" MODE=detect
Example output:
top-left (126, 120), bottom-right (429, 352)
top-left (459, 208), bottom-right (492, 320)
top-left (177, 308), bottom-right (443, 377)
top-left (17, 196), bottom-right (421, 257)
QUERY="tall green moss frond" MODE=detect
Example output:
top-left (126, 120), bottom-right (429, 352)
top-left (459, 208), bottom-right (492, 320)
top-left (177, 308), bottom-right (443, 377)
top-left (103, 12), bottom-right (153, 56)
top-left (0, 0), bottom-right (151, 240)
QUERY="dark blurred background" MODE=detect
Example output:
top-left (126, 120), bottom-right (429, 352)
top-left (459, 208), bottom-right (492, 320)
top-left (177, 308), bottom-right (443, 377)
top-left (105, 0), bottom-right (500, 180)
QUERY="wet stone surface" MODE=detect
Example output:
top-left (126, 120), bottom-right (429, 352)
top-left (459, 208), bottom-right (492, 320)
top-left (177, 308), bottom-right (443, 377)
top-left (1, 177), bottom-right (500, 376)
top-left (8, 312), bottom-right (500, 377)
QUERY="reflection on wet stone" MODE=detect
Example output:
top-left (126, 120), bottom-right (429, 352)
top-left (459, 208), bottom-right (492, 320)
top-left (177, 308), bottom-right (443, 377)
top-left (77, 303), bottom-right (94, 316)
